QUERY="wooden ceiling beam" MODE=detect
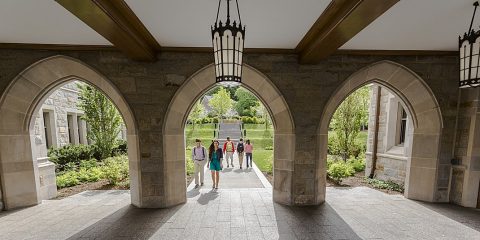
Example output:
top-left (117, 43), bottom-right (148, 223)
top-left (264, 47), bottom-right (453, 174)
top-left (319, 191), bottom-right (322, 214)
top-left (296, 0), bottom-right (399, 64)
top-left (55, 0), bottom-right (160, 61)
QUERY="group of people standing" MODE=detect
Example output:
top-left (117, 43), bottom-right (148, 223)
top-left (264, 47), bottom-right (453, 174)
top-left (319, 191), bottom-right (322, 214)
top-left (191, 137), bottom-right (253, 189)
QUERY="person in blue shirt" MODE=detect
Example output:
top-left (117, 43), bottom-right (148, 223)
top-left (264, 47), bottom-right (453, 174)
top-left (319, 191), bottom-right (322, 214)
top-left (208, 140), bottom-right (223, 189)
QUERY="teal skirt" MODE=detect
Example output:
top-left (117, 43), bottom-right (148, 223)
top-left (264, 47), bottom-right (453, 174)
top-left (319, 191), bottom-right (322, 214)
top-left (209, 159), bottom-right (222, 171)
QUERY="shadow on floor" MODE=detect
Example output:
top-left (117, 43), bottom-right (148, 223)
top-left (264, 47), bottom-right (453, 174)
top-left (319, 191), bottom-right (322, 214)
top-left (273, 203), bottom-right (361, 239)
top-left (66, 204), bottom-right (181, 239)
top-left (197, 190), bottom-right (219, 205)
top-left (417, 201), bottom-right (480, 232)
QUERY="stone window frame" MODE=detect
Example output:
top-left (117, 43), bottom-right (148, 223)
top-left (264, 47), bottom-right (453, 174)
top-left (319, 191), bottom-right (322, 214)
top-left (41, 106), bottom-right (57, 149)
top-left (65, 109), bottom-right (84, 145)
top-left (383, 91), bottom-right (411, 156)
top-left (76, 114), bottom-right (87, 145)
top-left (396, 104), bottom-right (408, 146)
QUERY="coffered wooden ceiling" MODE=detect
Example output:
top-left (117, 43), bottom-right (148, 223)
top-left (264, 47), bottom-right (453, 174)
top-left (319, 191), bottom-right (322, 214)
top-left (0, 0), bottom-right (475, 62)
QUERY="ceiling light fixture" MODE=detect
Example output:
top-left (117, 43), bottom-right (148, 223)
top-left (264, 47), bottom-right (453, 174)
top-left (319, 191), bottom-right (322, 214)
top-left (211, 0), bottom-right (245, 87)
top-left (460, 1), bottom-right (480, 88)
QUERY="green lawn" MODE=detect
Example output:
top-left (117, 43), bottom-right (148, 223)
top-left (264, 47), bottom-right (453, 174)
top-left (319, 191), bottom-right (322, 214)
top-left (243, 124), bottom-right (274, 172)
top-left (185, 123), bottom-right (216, 144)
top-left (251, 149), bottom-right (273, 173)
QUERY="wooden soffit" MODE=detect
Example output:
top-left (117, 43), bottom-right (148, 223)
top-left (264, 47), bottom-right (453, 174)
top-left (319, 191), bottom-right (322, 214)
top-left (55, 0), bottom-right (160, 61)
top-left (296, 0), bottom-right (399, 64)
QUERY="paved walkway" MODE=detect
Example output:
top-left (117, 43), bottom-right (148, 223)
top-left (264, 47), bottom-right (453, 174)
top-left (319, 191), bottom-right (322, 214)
top-left (0, 162), bottom-right (479, 239)
top-left (188, 152), bottom-right (268, 190)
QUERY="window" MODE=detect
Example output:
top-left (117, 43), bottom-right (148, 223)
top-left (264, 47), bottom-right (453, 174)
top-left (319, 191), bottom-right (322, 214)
top-left (67, 114), bottom-right (74, 144)
top-left (42, 111), bottom-right (52, 148)
top-left (398, 107), bottom-right (407, 145)
top-left (77, 115), bottom-right (86, 144)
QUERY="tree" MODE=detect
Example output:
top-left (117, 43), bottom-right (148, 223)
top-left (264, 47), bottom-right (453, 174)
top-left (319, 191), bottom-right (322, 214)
top-left (254, 103), bottom-right (271, 129)
top-left (77, 83), bottom-right (123, 159)
top-left (330, 86), bottom-right (370, 161)
top-left (188, 100), bottom-right (205, 129)
top-left (234, 88), bottom-right (258, 116)
top-left (208, 86), bottom-right (233, 120)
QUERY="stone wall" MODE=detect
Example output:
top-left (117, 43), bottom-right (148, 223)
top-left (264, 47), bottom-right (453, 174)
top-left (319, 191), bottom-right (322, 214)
top-left (365, 85), bottom-right (411, 184)
top-left (452, 87), bottom-right (480, 207)
top-left (0, 49), bottom-right (459, 207)
top-left (33, 82), bottom-right (86, 159)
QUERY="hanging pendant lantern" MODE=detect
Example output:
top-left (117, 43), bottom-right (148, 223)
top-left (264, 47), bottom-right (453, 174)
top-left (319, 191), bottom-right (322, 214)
top-left (211, 0), bottom-right (245, 87)
top-left (460, 1), bottom-right (480, 88)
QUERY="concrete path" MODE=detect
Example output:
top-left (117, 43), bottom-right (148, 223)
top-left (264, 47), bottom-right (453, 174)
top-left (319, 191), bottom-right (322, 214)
top-left (0, 187), bottom-right (479, 239)
top-left (187, 152), bottom-right (268, 190)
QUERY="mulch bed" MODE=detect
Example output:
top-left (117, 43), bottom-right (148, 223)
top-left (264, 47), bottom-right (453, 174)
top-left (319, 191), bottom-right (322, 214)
top-left (55, 179), bottom-right (129, 200)
top-left (263, 171), bottom-right (402, 195)
top-left (327, 171), bottom-right (403, 195)
top-left (58, 176), bottom-right (196, 200)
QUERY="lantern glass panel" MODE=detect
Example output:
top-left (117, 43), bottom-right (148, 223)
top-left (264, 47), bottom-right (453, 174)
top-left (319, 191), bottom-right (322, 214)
top-left (472, 39), bottom-right (480, 79)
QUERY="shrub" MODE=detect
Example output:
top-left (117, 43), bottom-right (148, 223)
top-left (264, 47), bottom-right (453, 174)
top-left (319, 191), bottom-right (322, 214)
top-left (79, 159), bottom-right (98, 170)
top-left (241, 116), bottom-right (263, 124)
top-left (347, 156), bottom-right (365, 172)
top-left (327, 161), bottom-right (354, 184)
top-left (56, 171), bottom-right (80, 188)
top-left (112, 139), bottom-right (128, 156)
top-left (102, 155), bottom-right (129, 185)
top-left (264, 146), bottom-right (273, 150)
top-left (48, 144), bottom-right (95, 171)
top-left (201, 117), bottom-right (212, 124)
top-left (327, 134), bottom-right (341, 156)
top-left (77, 167), bottom-right (103, 182)
top-left (117, 179), bottom-right (130, 189)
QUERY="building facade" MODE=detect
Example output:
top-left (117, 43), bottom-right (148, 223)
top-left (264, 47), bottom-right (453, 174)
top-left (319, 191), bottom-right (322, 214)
top-left (0, 51), bottom-right (479, 210)
top-left (365, 85), bottom-right (412, 185)
top-left (33, 81), bottom-right (88, 159)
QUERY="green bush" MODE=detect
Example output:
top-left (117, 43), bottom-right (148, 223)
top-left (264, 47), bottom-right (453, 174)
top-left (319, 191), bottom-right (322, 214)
top-left (56, 171), bottom-right (80, 188)
top-left (327, 134), bottom-right (341, 155)
top-left (77, 167), bottom-right (103, 182)
top-left (112, 140), bottom-right (128, 156)
top-left (48, 144), bottom-right (95, 171)
top-left (327, 161), bottom-right (354, 183)
top-left (264, 146), bottom-right (273, 150)
top-left (79, 159), bottom-right (98, 170)
top-left (347, 156), bottom-right (365, 172)
top-left (102, 155), bottom-right (129, 185)
top-left (241, 116), bottom-right (263, 124)
top-left (365, 178), bottom-right (404, 193)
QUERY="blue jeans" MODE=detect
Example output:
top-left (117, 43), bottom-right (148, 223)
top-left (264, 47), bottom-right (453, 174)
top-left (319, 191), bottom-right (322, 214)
top-left (246, 153), bottom-right (252, 167)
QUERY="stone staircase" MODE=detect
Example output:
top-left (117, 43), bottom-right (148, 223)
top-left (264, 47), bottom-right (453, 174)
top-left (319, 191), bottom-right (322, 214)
top-left (218, 122), bottom-right (242, 145)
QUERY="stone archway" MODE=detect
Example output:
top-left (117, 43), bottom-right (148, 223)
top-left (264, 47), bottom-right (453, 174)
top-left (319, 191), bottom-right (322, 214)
top-left (163, 64), bottom-right (295, 206)
top-left (318, 60), bottom-right (443, 202)
top-left (0, 55), bottom-right (141, 210)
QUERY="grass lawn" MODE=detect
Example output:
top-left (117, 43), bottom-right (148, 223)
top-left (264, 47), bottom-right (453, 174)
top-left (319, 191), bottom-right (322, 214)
top-left (185, 123), bottom-right (216, 145)
top-left (251, 149), bottom-right (273, 173)
top-left (243, 124), bottom-right (274, 173)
